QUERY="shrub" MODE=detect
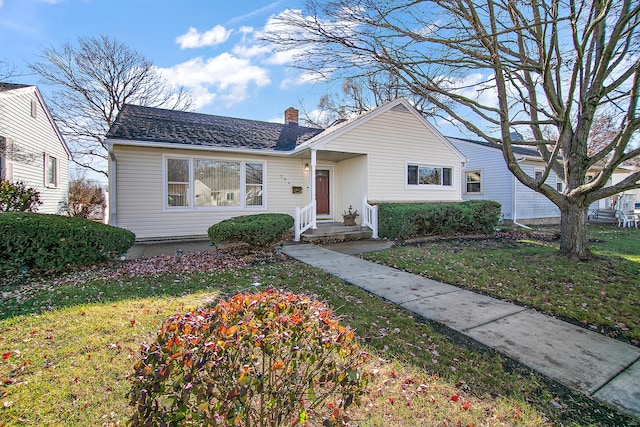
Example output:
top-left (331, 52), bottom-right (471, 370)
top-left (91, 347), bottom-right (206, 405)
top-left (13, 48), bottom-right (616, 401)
top-left (208, 213), bottom-right (294, 247)
top-left (0, 212), bottom-right (135, 276)
top-left (59, 178), bottom-right (106, 219)
top-left (378, 200), bottom-right (501, 239)
top-left (129, 289), bottom-right (370, 427)
top-left (0, 178), bottom-right (42, 212)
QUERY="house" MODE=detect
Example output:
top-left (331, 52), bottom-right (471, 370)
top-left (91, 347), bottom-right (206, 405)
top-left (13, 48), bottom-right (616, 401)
top-left (449, 137), bottom-right (564, 225)
top-left (0, 83), bottom-right (70, 214)
top-left (105, 98), bottom-right (466, 241)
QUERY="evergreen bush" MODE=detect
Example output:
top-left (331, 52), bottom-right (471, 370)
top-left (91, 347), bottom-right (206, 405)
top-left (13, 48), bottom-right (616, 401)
top-left (208, 213), bottom-right (294, 247)
top-left (378, 200), bottom-right (501, 239)
top-left (0, 212), bottom-right (135, 276)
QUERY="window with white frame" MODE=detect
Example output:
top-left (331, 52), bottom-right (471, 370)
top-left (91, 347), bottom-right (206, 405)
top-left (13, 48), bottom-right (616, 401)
top-left (556, 181), bottom-right (564, 192)
top-left (534, 169), bottom-right (543, 181)
top-left (167, 158), bottom-right (190, 207)
top-left (165, 156), bottom-right (265, 209)
top-left (465, 170), bottom-right (482, 193)
top-left (245, 162), bottom-right (263, 206)
top-left (407, 164), bottom-right (452, 187)
top-left (44, 153), bottom-right (58, 187)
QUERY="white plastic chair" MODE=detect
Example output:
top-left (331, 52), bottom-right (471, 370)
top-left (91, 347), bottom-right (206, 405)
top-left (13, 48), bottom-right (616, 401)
top-left (615, 210), bottom-right (638, 228)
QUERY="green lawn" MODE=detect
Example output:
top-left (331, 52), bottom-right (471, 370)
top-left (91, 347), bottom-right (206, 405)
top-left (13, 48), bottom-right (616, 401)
top-left (364, 225), bottom-right (640, 342)
top-left (0, 245), bottom-right (637, 426)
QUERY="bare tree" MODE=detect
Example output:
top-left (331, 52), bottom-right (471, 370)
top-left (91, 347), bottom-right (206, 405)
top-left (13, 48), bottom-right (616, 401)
top-left (264, 0), bottom-right (640, 260)
top-left (30, 35), bottom-right (193, 178)
top-left (0, 59), bottom-right (17, 81)
top-left (301, 72), bottom-right (438, 127)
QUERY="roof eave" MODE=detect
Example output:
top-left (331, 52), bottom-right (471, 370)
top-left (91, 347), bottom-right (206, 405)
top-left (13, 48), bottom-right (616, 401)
top-left (106, 138), bottom-right (295, 157)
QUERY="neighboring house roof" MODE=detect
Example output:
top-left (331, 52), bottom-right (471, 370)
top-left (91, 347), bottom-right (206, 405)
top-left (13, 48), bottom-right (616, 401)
top-left (106, 104), bottom-right (324, 152)
top-left (0, 82), bottom-right (32, 92)
top-left (448, 136), bottom-right (541, 158)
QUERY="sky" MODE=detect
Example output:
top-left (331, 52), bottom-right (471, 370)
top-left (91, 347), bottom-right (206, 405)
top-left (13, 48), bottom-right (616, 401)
top-left (0, 0), bottom-right (343, 124)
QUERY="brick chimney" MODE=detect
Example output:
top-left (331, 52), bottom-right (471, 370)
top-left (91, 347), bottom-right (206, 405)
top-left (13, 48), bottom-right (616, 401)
top-left (284, 107), bottom-right (298, 127)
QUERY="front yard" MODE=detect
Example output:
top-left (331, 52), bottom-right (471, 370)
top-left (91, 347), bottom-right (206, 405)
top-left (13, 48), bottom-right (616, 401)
top-left (364, 225), bottom-right (640, 343)
top-left (0, 230), bottom-right (638, 426)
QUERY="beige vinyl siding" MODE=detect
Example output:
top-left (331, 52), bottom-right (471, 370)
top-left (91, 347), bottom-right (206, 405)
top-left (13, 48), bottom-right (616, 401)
top-left (113, 145), bottom-right (307, 240)
top-left (0, 87), bottom-right (69, 214)
top-left (335, 155), bottom-right (367, 222)
top-left (322, 108), bottom-right (462, 203)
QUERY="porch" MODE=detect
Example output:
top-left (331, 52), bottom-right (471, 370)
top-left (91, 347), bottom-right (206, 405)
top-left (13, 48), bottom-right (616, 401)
top-left (294, 195), bottom-right (379, 242)
top-left (298, 221), bottom-right (374, 243)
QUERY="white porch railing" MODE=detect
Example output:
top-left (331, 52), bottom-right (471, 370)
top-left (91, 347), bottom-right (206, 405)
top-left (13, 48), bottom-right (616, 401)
top-left (362, 195), bottom-right (379, 239)
top-left (294, 200), bottom-right (316, 242)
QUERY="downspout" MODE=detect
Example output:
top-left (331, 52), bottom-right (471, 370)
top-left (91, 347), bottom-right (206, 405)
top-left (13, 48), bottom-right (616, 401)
top-left (107, 141), bottom-right (117, 226)
top-left (513, 157), bottom-right (532, 230)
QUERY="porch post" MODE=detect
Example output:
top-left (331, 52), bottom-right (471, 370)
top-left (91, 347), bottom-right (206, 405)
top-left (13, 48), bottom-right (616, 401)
top-left (311, 149), bottom-right (317, 229)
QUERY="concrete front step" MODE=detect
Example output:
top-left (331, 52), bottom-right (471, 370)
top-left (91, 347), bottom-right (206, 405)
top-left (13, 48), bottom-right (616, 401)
top-left (302, 222), bottom-right (373, 243)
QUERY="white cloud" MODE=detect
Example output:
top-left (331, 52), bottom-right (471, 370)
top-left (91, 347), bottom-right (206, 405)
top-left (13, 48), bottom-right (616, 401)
top-left (159, 53), bottom-right (270, 108)
top-left (279, 70), bottom-right (325, 88)
top-left (232, 43), bottom-right (271, 59)
top-left (176, 25), bottom-right (232, 49)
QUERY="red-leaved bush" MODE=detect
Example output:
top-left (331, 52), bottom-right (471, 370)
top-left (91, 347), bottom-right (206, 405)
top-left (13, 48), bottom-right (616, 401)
top-left (129, 289), bottom-right (370, 426)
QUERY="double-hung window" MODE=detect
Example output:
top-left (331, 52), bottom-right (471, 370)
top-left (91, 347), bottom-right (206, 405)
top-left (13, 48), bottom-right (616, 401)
top-left (165, 156), bottom-right (265, 210)
top-left (167, 158), bottom-right (190, 207)
top-left (407, 164), bottom-right (452, 187)
top-left (245, 163), bottom-right (263, 207)
top-left (465, 170), bottom-right (482, 194)
top-left (44, 153), bottom-right (58, 188)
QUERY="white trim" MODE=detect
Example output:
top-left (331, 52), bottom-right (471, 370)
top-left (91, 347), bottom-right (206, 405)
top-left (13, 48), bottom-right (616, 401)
top-left (315, 165), bottom-right (335, 219)
top-left (162, 154), bottom-right (267, 212)
top-left (108, 138), bottom-right (293, 157)
top-left (44, 152), bottom-right (59, 188)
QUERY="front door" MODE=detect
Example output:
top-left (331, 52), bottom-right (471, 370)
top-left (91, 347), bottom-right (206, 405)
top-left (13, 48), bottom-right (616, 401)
top-left (315, 169), bottom-right (330, 215)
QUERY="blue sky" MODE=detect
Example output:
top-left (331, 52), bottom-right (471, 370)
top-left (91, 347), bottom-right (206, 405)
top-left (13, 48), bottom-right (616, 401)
top-left (0, 0), bottom-right (339, 124)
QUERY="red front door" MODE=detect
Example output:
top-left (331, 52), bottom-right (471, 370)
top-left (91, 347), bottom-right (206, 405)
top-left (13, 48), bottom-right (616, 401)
top-left (315, 169), bottom-right (330, 215)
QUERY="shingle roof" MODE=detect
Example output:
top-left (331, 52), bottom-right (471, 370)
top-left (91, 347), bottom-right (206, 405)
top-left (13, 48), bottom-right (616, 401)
top-left (106, 104), bottom-right (324, 152)
top-left (0, 82), bottom-right (32, 92)
top-left (448, 136), bottom-right (541, 158)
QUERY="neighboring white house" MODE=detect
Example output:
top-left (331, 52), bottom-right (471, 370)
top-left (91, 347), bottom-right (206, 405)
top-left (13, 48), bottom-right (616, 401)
top-left (450, 137), bottom-right (565, 225)
top-left (106, 98), bottom-right (466, 241)
top-left (0, 83), bottom-right (70, 214)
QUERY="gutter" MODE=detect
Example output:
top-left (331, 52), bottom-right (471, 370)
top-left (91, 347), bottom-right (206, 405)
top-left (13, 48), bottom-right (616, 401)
top-left (105, 138), bottom-right (295, 157)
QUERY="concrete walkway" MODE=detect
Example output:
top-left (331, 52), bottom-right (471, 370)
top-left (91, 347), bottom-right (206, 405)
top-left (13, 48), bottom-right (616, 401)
top-left (281, 243), bottom-right (640, 419)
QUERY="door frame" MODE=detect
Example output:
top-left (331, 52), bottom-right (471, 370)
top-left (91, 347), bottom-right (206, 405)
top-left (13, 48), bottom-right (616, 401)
top-left (315, 165), bottom-right (334, 220)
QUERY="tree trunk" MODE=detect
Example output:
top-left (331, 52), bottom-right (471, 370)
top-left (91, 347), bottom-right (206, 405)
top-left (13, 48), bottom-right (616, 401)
top-left (558, 203), bottom-right (592, 261)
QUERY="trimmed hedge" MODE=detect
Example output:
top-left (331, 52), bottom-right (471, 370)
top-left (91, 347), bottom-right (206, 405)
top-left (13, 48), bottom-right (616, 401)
top-left (208, 213), bottom-right (294, 247)
top-left (0, 212), bottom-right (135, 276)
top-left (378, 200), bottom-right (501, 239)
